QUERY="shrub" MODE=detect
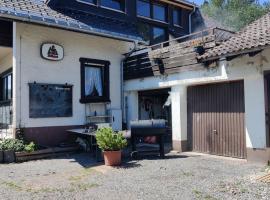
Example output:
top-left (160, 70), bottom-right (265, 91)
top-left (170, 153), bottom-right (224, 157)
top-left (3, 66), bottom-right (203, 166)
top-left (0, 139), bottom-right (25, 152)
top-left (24, 142), bottom-right (36, 153)
top-left (95, 127), bottom-right (127, 151)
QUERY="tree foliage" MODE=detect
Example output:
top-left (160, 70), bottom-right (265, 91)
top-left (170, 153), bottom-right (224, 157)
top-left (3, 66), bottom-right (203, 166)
top-left (202, 0), bottom-right (269, 31)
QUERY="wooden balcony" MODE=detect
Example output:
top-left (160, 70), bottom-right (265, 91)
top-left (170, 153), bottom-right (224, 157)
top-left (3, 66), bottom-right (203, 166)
top-left (123, 28), bottom-right (234, 80)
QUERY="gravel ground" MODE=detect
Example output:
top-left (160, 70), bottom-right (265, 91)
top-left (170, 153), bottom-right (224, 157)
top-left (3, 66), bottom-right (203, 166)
top-left (0, 152), bottom-right (269, 200)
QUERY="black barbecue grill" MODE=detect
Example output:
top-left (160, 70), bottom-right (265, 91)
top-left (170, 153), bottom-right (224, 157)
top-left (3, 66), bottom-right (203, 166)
top-left (130, 119), bottom-right (167, 158)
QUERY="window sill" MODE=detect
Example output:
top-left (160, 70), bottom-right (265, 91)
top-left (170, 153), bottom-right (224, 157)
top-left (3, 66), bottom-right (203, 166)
top-left (100, 6), bottom-right (126, 14)
top-left (80, 98), bottom-right (111, 104)
top-left (76, 0), bottom-right (97, 6)
top-left (173, 24), bottom-right (183, 28)
top-left (137, 15), bottom-right (168, 25)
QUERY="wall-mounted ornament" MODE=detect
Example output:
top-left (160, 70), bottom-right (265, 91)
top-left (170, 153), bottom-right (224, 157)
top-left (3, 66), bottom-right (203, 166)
top-left (41, 43), bottom-right (64, 61)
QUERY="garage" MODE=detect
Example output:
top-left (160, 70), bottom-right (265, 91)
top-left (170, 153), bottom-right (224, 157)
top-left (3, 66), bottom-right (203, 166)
top-left (187, 81), bottom-right (246, 159)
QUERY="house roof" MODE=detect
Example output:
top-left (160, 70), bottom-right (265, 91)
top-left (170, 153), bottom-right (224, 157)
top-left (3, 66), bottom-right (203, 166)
top-left (198, 12), bottom-right (270, 61)
top-left (0, 0), bottom-right (143, 42)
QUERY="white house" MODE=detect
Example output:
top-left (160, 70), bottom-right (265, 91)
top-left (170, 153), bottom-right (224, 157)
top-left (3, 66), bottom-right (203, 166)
top-left (0, 0), bottom-right (200, 146)
top-left (2, 0), bottom-right (268, 164)
top-left (0, 0), bottom-right (141, 146)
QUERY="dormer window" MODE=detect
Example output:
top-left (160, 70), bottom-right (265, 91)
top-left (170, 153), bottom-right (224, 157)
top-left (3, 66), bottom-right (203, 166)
top-left (153, 4), bottom-right (166, 22)
top-left (173, 8), bottom-right (182, 27)
top-left (137, 0), bottom-right (150, 18)
top-left (137, 0), bottom-right (167, 22)
top-left (100, 0), bottom-right (125, 12)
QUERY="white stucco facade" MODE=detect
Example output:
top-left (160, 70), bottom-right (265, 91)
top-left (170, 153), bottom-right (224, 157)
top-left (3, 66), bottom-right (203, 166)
top-left (124, 48), bottom-right (270, 160)
top-left (12, 22), bottom-right (134, 130)
top-left (4, 21), bottom-right (270, 161)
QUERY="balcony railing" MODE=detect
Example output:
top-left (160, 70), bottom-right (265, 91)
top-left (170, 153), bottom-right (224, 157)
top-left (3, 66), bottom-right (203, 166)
top-left (123, 28), bottom-right (235, 80)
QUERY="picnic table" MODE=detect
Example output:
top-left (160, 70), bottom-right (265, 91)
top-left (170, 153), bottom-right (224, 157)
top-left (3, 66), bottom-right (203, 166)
top-left (67, 128), bottom-right (102, 161)
top-left (67, 128), bottom-right (132, 161)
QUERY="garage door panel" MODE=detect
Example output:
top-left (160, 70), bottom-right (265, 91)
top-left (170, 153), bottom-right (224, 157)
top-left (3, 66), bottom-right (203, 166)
top-left (187, 81), bottom-right (246, 159)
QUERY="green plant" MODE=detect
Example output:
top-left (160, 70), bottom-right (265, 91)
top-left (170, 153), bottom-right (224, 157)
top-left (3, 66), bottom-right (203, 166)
top-left (95, 127), bottom-right (127, 151)
top-left (24, 142), bottom-right (36, 153)
top-left (15, 127), bottom-right (25, 141)
top-left (0, 139), bottom-right (25, 152)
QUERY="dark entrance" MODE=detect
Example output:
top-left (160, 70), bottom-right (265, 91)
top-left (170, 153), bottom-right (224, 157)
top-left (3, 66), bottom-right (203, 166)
top-left (138, 88), bottom-right (172, 146)
top-left (187, 81), bottom-right (246, 159)
top-left (264, 73), bottom-right (270, 147)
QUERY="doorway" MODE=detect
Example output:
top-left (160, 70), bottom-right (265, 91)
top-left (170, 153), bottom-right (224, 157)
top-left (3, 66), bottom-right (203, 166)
top-left (138, 88), bottom-right (172, 146)
top-left (187, 81), bottom-right (246, 159)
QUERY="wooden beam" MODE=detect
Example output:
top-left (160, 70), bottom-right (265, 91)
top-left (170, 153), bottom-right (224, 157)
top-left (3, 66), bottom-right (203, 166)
top-left (158, 0), bottom-right (194, 10)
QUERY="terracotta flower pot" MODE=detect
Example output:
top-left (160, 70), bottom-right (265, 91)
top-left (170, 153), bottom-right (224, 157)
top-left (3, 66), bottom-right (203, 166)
top-left (103, 150), bottom-right (122, 166)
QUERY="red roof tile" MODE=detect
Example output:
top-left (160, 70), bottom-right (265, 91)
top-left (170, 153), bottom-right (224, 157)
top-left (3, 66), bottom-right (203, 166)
top-left (198, 12), bottom-right (270, 60)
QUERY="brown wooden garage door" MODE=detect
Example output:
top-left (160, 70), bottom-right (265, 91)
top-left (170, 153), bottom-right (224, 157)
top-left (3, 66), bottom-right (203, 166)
top-left (187, 81), bottom-right (246, 159)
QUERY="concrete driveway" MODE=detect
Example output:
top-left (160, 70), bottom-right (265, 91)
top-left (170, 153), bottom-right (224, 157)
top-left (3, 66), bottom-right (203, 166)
top-left (0, 152), bottom-right (269, 200)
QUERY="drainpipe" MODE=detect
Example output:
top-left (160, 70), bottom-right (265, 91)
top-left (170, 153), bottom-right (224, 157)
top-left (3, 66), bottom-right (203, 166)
top-left (120, 41), bottom-right (138, 128)
top-left (189, 5), bottom-right (196, 34)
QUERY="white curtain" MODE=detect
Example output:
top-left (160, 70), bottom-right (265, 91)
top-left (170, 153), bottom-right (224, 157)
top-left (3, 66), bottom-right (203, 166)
top-left (85, 67), bottom-right (103, 96)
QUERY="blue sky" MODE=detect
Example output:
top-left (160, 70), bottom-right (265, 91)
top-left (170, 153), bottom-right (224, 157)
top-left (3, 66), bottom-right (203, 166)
top-left (193, 0), bottom-right (268, 5)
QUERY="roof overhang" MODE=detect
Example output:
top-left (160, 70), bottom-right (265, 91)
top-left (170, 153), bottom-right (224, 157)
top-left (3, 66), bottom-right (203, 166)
top-left (200, 45), bottom-right (270, 62)
top-left (0, 13), bottom-right (144, 44)
top-left (158, 0), bottom-right (196, 10)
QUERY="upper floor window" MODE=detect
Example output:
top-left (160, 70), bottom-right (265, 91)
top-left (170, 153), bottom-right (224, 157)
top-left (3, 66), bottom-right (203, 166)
top-left (137, 23), bottom-right (167, 45)
top-left (100, 0), bottom-right (125, 12)
top-left (153, 4), bottom-right (166, 22)
top-left (173, 8), bottom-right (182, 26)
top-left (137, 0), bottom-right (167, 22)
top-left (137, 0), bottom-right (150, 18)
top-left (137, 23), bottom-right (151, 44)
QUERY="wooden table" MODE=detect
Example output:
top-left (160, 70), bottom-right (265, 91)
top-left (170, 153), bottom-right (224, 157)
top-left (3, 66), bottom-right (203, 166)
top-left (67, 129), bottom-right (102, 161)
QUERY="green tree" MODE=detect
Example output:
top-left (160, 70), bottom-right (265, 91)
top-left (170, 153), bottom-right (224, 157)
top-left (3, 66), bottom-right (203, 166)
top-left (202, 0), bottom-right (269, 31)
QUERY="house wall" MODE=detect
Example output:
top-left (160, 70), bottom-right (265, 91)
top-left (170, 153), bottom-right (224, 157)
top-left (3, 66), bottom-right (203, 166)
top-left (13, 22), bottom-right (133, 146)
top-left (124, 48), bottom-right (270, 163)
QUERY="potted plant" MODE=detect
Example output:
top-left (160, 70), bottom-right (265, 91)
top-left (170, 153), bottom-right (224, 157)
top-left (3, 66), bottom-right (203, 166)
top-left (96, 127), bottom-right (127, 166)
top-left (1, 139), bottom-right (25, 163)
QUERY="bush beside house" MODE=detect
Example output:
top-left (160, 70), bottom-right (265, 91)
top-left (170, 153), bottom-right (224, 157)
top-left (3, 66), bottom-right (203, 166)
top-left (0, 139), bottom-right (36, 163)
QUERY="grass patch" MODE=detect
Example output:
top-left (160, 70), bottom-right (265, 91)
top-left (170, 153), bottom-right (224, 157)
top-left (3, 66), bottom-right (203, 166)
top-left (193, 189), bottom-right (217, 200)
top-left (37, 187), bottom-right (59, 193)
top-left (71, 183), bottom-right (99, 191)
top-left (68, 168), bottom-right (95, 182)
top-left (1, 181), bottom-right (22, 191)
top-left (193, 189), bottom-right (203, 199)
top-left (83, 168), bottom-right (95, 174)
top-left (182, 171), bottom-right (194, 177)
top-left (204, 194), bottom-right (217, 200)
top-left (68, 175), bottom-right (84, 182)
top-left (240, 188), bottom-right (248, 193)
